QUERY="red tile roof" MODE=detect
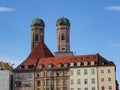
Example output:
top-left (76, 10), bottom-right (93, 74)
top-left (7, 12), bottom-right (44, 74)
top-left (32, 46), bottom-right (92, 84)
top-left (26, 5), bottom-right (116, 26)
top-left (36, 54), bottom-right (99, 69)
top-left (15, 41), bottom-right (54, 70)
top-left (36, 53), bottom-right (115, 69)
top-left (14, 41), bottom-right (115, 71)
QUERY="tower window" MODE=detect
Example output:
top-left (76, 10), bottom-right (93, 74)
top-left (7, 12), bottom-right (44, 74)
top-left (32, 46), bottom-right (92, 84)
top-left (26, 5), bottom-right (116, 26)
top-left (35, 34), bottom-right (38, 41)
top-left (61, 34), bottom-right (65, 40)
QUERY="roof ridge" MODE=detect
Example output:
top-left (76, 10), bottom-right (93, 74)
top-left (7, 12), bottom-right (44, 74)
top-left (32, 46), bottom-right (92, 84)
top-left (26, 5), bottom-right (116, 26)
top-left (41, 42), bottom-right (45, 58)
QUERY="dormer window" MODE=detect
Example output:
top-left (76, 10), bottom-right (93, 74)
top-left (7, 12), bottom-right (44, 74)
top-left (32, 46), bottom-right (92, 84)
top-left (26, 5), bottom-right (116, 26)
top-left (70, 62), bottom-right (74, 67)
top-left (39, 64), bottom-right (43, 69)
top-left (48, 64), bottom-right (52, 68)
top-left (91, 61), bottom-right (95, 65)
top-left (28, 64), bottom-right (34, 69)
top-left (20, 65), bottom-right (25, 69)
top-left (84, 62), bottom-right (88, 66)
top-left (64, 63), bottom-right (68, 67)
top-left (102, 62), bottom-right (104, 65)
top-left (58, 63), bottom-right (62, 67)
top-left (77, 62), bottom-right (81, 66)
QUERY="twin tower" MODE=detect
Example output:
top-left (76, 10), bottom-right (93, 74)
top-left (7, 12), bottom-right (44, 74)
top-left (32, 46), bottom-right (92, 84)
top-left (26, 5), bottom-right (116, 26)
top-left (31, 17), bottom-right (73, 57)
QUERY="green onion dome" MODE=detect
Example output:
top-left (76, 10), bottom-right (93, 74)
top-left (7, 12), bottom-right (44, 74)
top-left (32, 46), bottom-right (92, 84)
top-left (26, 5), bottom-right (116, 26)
top-left (56, 17), bottom-right (70, 26)
top-left (31, 18), bottom-right (45, 27)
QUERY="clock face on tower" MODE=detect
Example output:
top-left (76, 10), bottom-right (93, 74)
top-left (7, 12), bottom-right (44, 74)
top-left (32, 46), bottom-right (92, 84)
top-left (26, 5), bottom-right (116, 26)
top-left (61, 47), bottom-right (66, 52)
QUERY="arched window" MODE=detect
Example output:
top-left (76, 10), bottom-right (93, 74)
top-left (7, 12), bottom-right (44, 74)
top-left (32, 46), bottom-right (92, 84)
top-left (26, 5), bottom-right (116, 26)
top-left (35, 34), bottom-right (38, 41)
top-left (61, 34), bottom-right (65, 40)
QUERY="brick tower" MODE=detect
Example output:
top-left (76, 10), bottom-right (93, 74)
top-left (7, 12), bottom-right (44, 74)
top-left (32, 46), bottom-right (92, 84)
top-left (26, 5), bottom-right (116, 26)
top-left (31, 18), bottom-right (45, 51)
top-left (55, 17), bottom-right (73, 57)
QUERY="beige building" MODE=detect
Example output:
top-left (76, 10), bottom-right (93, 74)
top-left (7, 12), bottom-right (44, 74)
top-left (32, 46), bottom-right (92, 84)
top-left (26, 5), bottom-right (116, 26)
top-left (98, 66), bottom-right (116, 90)
top-left (70, 67), bottom-right (97, 90)
top-left (97, 56), bottom-right (116, 90)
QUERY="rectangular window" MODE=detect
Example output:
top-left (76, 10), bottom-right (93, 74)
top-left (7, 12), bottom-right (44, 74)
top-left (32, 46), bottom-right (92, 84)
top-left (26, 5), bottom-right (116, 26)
top-left (92, 87), bottom-right (95, 90)
top-left (84, 79), bottom-right (88, 84)
top-left (56, 71), bottom-right (61, 76)
top-left (36, 72), bottom-right (41, 77)
top-left (58, 63), bottom-right (61, 67)
top-left (46, 71), bottom-right (50, 77)
top-left (63, 70), bottom-right (67, 76)
top-left (70, 70), bottom-right (73, 76)
top-left (101, 78), bottom-right (104, 82)
top-left (63, 87), bottom-right (67, 90)
top-left (84, 62), bottom-right (88, 66)
top-left (77, 62), bottom-right (81, 66)
top-left (91, 78), bottom-right (95, 84)
top-left (108, 77), bottom-right (111, 82)
top-left (77, 79), bottom-right (81, 84)
top-left (101, 86), bottom-right (105, 90)
top-left (108, 69), bottom-right (111, 73)
top-left (84, 69), bottom-right (87, 75)
top-left (77, 70), bottom-right (80, 75)
top-left (91, 61), bottom-right (95, 65)
top-left (37, 80), bottom-right (40, 86)
top-left (57, 87), bottom-right (60, 90)
top-left (15, 81), bottom-right (22, 87)
top-left (46, 79), bottom-right (50, 86)
top-left (63, 79), bottom-right (67, 85)
top-left (57, 80), bottom-right (60, 86)
top-left (101, 70), bottom-right (104, 74)
top-left (48, 64), bottom-right (52, 68)
top-left (91, 69), bottom-right (95, 75)
top-left (85, 87), bottom-right (88, 90)
top-left (71, 79), bottom-right (74, 85)
top-left (64, 63), bottom-right (68, 67)
top-left (108, 86), bottom-right (112, 90)
top-left (70, 63), bottom-right (74, 67)
top-left (51, 80), bottom-right (54, 85)
top-left (22, 81), bottom-right (33, 87)
top-left (46, 88), bottom-right (49, 90)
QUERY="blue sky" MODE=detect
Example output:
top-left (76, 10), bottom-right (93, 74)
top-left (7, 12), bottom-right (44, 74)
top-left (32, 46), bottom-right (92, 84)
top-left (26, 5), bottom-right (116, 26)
top-left (0, 0), bottom-right (120, 83)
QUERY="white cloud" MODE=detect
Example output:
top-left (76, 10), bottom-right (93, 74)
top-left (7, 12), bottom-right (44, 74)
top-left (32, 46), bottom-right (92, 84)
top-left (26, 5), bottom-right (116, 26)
top-left (0, 7), bottom-right (13, 12)
top-left (105, 6), bottom-right (120, 11)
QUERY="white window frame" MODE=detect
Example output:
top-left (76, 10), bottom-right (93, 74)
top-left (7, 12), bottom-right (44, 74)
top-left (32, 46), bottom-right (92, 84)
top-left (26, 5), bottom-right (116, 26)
top-left (70, 62), bottom-right (74, 67)
top-left (91, 61), bottom-right (95, 65)
top-left (84, 62), bottom-right (88, 66)
top-left (77, 62), bottom-right (81, 66)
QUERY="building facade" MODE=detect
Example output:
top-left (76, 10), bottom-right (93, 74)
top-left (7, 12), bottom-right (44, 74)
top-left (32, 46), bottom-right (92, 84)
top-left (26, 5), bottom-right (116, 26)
top-left (70, 67), bottom-right (98, 90)
top-left (0, 61), bottom-right (13, 90)
top-left (13, 17), bottom-right (117, 90)
top-left (98, 66), bottom-right (116, 90)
